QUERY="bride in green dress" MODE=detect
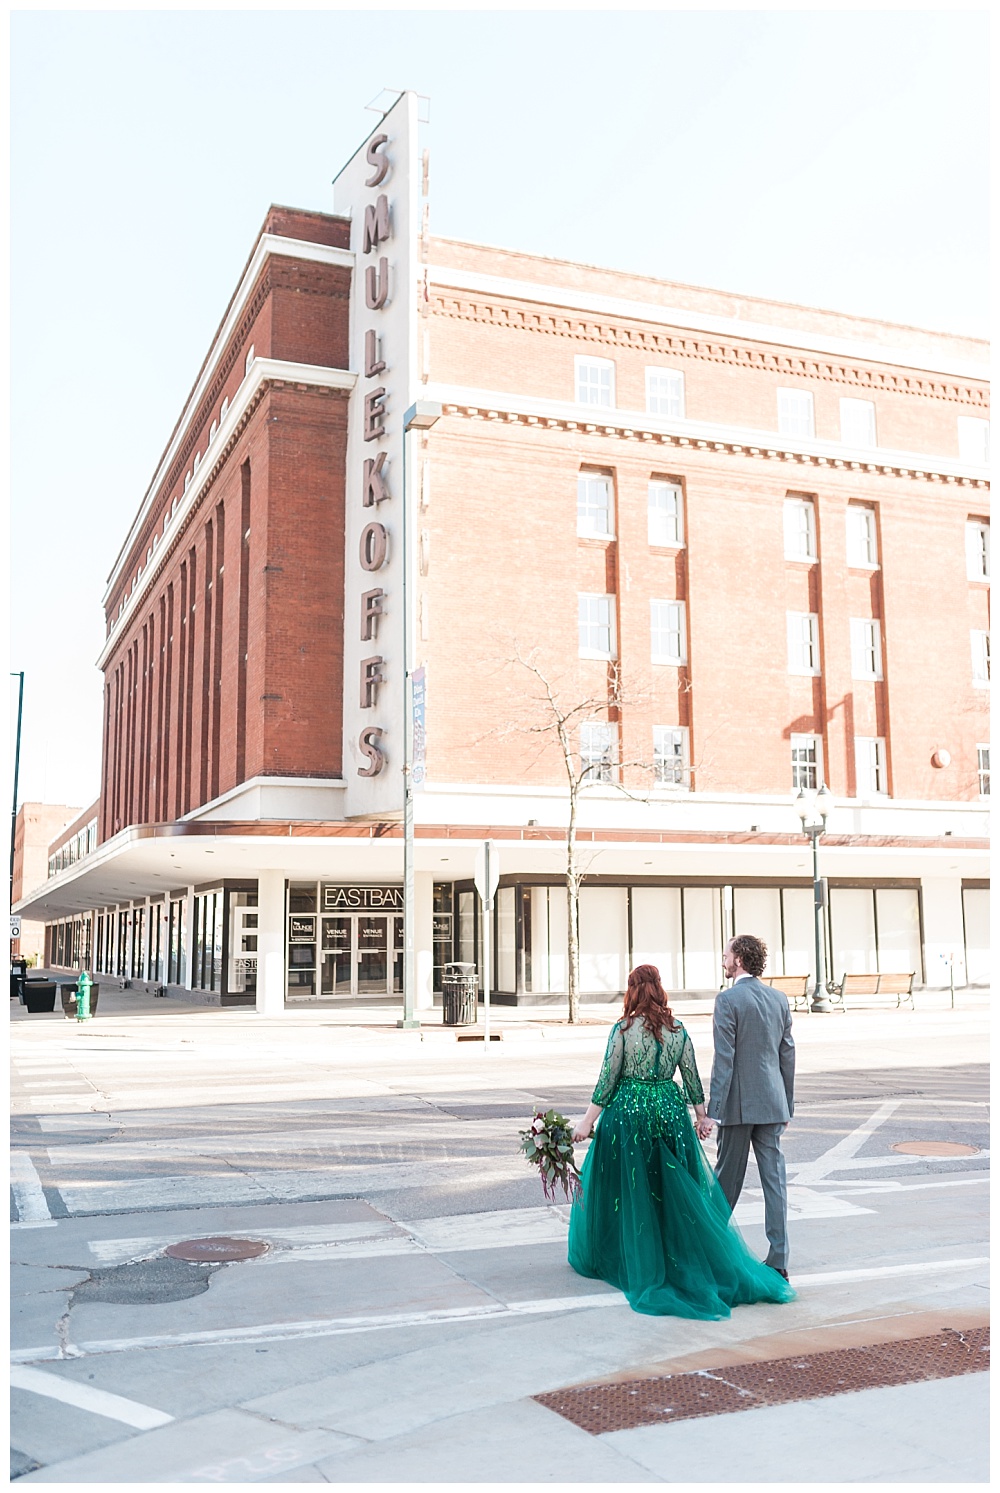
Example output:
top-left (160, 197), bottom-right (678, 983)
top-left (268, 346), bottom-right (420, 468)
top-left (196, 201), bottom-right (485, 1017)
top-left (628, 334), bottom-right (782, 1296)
top-left (568, 964), bottom-right (795, 1320)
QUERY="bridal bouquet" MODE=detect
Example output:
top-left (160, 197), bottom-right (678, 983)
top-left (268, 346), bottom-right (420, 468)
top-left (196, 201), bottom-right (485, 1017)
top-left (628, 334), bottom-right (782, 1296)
top-left (518, 1109), bottom-right (582, 1202)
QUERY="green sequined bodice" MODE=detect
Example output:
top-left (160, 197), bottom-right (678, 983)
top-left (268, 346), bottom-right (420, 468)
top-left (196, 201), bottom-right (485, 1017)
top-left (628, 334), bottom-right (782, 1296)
top-left (591, 1019), bottom-right (705, 1108)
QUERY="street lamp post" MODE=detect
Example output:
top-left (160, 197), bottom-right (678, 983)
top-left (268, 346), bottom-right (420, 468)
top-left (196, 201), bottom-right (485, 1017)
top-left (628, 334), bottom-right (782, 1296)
top-left (398, 401), bottom-right (442, 1030)
top-left (795, 781), bottom-right (833, 1013)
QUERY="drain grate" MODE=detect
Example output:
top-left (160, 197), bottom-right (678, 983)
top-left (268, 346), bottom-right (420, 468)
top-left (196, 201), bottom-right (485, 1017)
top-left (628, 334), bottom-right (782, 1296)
top-left (534, 1326), bottom-right (989, 1434)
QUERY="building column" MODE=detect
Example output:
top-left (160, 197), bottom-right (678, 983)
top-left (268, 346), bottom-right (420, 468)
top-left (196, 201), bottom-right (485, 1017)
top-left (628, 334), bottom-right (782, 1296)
top-left (414, 871), bottom-right (434, 1011)
top-left (920, 877), bottom-right (967, 988)
top-left (256, 871), bottom-right (287, 1016)
top-left (184, 887), bottom-right (197, 990)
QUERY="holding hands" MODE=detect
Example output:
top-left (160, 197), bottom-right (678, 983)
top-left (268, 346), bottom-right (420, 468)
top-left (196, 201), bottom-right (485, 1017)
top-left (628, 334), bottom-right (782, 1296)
top-left (694, 1107), bottom-right (714, 1141)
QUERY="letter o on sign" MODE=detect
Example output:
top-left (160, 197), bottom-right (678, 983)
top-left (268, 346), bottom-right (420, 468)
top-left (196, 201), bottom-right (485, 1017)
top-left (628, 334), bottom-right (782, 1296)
top-left (360, 522), bottom-right (388, 571)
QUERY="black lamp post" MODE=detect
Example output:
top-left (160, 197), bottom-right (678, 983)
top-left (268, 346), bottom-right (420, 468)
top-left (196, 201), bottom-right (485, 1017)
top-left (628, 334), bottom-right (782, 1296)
top-left (795, 782), bottom-right (833, 1013)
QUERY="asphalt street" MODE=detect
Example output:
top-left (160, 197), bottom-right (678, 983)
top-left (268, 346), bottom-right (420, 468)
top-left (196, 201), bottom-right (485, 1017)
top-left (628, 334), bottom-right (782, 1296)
top-left (9, 992), bottom-right (990, 1483)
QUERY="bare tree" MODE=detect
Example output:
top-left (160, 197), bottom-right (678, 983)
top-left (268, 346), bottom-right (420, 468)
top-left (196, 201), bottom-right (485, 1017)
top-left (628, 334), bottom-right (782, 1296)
top-left (500, 642), bottom-right (652, 1024)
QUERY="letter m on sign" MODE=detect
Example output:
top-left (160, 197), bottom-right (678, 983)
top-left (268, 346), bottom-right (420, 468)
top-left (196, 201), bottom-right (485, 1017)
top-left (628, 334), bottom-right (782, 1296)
top-left (363, 195), bottom-right (391, 254)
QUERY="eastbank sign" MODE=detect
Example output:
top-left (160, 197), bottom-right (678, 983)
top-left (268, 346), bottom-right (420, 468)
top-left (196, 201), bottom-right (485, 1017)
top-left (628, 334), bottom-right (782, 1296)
top-left (334, 93), bottom-right (422, 817)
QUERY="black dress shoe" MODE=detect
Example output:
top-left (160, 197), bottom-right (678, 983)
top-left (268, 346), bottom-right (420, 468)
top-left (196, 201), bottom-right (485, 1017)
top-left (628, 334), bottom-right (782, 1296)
top-left (765, 1262), bottom-right (789, 1281)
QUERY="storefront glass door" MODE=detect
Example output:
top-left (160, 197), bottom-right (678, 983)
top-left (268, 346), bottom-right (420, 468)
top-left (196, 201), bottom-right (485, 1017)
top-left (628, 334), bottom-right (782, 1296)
top-left (357, 916), bottom-right (389, 994)
top-left (321, 917), bottom-right (353, 996)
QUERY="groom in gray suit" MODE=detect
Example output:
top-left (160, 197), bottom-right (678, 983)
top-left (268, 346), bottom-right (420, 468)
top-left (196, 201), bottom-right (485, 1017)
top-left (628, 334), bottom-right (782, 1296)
top-left (708, 933), bottom-right (795, 1279)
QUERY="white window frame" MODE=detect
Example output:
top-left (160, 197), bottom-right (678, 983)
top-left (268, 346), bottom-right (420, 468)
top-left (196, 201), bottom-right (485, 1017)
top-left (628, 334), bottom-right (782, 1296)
top-left (786, 612), bottom-right (821, 676)
top-left (580, 721), bottom-right (614, 783)
top-left (791, 734), bottom-right (822, 790)
top-left (578, 594), bottom-right (616, 660)
top-left (854, 736), bottom-right (888, 797)
top-left (575, 355), bottom-right (615, 409)
top-left (653, 726), bottom-right (690, 788)
top-left (847, 506), bottom-right (879, 568)
top-left (850, 618), bottom-right (883, 681)
top-left (577, 473), bottom-right (613, 539)
top-left (245, 344), bottom-right (256, 377)
top-left (650, 599), bottom-right (687, 665)
top-left (840, 397), bottom-right (877, 449)
top-left (647, 481), bottom-right (684, 547)
top-left (783, 497), bottom-right (817, 561)
top-left (777, 387), bottom-right (815, 439)
top-left (957, 416), bottom-right (990, 466)
top-left (645, 367), bottom-right (685, 418)
top-left (966, 520), bottom-right (990, 582)
top-left (977, 744), bottom-right (990, 797)
top-left (971, 629), bottom-right (991, 686)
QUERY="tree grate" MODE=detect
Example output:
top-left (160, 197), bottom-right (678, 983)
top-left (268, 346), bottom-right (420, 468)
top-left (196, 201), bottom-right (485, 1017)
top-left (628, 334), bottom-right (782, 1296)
top-left (533, 1326), bottom-right (989, 1434)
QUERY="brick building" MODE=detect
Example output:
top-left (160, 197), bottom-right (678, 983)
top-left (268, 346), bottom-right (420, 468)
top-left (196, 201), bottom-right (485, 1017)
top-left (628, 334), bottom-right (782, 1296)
top-left (11, 802), bottom-right (84, 965)
top-left (16, 92), bottom-right (990, 1008)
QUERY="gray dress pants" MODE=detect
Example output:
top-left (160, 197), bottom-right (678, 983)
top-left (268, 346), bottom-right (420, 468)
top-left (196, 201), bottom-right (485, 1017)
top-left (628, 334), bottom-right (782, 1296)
top-left (715, 1122), bottom-right (789, 1270)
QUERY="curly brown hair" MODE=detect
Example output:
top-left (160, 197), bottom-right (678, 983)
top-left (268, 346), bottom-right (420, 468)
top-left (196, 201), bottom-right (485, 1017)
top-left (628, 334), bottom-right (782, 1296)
top-left (621, 963), bottom-right (679, 1038)
top-left (729, 934), bottom-right (767, 979)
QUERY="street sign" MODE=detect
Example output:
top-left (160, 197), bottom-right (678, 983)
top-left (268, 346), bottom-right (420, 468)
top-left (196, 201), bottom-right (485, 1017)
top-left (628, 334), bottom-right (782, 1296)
top-left (10, 916), bottom-right (21, 939)
top-left (473, 841), bottom-right (499, 906)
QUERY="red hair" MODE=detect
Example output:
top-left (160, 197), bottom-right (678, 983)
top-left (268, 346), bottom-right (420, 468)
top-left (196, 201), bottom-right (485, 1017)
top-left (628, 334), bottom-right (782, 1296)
top-left (622, 964), bottom-right (679, 1038)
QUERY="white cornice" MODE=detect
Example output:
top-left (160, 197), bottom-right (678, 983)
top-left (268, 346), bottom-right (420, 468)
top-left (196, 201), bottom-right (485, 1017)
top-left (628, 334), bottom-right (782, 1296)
top-left (105, 233), bottom-right (354, 592)
top-left (97, 358), bottom-right (357, 668)
top-left (422, 380), bottom-right (991, 483)
top-left (427, 265), bottom-right (989, 382)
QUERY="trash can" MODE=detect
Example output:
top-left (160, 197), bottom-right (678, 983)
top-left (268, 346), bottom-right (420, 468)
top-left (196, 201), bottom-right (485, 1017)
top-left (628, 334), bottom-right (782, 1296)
top-left (11, 959), bottom-right (28, 1001)
top-left (442, 962), bottom-right (479, 1026)
top-left (23, 980), bottom-right (57, 1014)
top-left (60, 983), bottom-right (100, 1018)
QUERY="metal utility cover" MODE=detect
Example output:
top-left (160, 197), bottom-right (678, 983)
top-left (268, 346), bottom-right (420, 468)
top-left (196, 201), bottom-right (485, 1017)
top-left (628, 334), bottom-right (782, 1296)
top-left (165, 1237), bottom-right (269, 1262)
top-left (890, 1141), bottom-right (980, 1157)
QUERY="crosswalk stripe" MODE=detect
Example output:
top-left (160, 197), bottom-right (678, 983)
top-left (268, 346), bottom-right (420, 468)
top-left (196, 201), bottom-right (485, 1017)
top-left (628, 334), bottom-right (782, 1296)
top-left (10, 1365), bottom-right (174, 1428)
top-left (9, 1152), bottom-right (53, 1224)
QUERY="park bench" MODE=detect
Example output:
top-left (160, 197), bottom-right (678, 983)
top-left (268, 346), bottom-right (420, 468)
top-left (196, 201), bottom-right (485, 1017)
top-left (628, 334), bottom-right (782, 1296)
top-left (828, 971), bottom-right (915, 1012)
top-left (767, 974), bottom-right (811, 1011)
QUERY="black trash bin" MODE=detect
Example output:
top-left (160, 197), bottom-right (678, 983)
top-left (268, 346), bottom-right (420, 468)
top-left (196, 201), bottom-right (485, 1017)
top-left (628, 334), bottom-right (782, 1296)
top-left (441, 962), bottom-right (479, 1025)
top-left (11, 959), bottom-right (28, 1001)
top-left (23, 980), bottom-right (57, 1014)
top-left (60, 981), bottom-right (100, 1018)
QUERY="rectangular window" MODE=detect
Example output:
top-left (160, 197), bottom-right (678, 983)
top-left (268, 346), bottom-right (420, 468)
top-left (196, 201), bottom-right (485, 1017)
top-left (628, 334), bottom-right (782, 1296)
top-left (578, 594), bottom-right (615, 659)
top-left (783, 497), bottom-right (817, 560)
top-left (854, 736), bottom-right (887, 796)
top-left (791, 734), bottom-right (821, 790)
top-left (847, 506), bottom-right (879, 567)
top-left (840, 397), bottom-right (877, 448)
top-left (647, 481), bottom-right (683, 546)
top-left (650, 599), bottom-right (686, 664)
top-left (958, 416), bottom-right (990, 465)
top-left (971, 629), bottom-right (991, 685)
top-left (977, 744), bottom-right (990, 796)
top-left (575, 356), bottom-right (614, 408)
top-left (645, 368), bottom-right (685, 418)
top-left (777, 388), bottom-right (815, 439)
top-left (850, 618), bottom-right (883, 680)
top-left (786, 611), bottom-right (820, 675)
top-left (966, 520), bottom-right (990, 581)
top-left (577, 474), bottom-right (613, 538)
top-left (580, 722), bottom-right (613, 783)
top-left (653, 726), bottom-right (690, 787)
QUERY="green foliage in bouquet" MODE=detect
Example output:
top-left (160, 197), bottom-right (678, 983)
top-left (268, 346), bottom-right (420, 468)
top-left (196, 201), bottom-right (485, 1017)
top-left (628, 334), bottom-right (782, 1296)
top-left (518, 1109), bottom-right (582, 1202)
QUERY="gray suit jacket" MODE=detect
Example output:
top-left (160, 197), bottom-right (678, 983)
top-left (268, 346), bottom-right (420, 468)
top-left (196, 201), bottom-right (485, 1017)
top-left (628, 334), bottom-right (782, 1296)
top-left (708, 977), bottom-right (795, 1126)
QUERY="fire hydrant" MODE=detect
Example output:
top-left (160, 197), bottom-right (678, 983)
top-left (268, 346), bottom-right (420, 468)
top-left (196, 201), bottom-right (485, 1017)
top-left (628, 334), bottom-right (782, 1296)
top-left (76, 970), bottom-right (93, 1022)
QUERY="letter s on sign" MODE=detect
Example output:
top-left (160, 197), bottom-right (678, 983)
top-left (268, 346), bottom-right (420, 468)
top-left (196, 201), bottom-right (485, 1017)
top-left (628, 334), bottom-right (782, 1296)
top-left (359, 727), bottom-right (385, 776)
top-left (365, 134), bottom-right (389, 188)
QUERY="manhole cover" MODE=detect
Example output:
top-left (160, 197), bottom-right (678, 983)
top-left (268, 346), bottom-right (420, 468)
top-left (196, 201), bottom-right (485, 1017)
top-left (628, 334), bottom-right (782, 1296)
top-left (890, 1141), bottom-right (980, 1158)
top-left (165, 1237), bottom-right (269, 1262)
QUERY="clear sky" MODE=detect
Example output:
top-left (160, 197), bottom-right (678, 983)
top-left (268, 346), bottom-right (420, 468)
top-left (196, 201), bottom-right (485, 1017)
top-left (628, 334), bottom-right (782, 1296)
top-left (9, 7), bottom-right (989, 812)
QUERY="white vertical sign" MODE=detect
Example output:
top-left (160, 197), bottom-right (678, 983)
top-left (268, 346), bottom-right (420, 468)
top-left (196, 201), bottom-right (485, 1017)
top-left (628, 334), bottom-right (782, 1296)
top-left (335, 93), bottom-right (420, 817)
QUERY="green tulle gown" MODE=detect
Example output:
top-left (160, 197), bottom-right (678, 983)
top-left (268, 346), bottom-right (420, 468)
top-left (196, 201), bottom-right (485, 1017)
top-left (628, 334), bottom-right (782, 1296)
top-left (568, 1019), bottom-right (796, 1320)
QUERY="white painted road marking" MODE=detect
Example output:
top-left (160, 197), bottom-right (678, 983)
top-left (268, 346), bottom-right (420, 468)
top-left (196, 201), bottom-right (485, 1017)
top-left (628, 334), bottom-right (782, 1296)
top-left (10, 1365), bottom-right (174, 1428)
top-left (10, 1151), bottom-right (53, 1224)
top-left (10, 1254), bottom-right (988, 1363)
top-left (791, 1099), bottom-right (903, 1184)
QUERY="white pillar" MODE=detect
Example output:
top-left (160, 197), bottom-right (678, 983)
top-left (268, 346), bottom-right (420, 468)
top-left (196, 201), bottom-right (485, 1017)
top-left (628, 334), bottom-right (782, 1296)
top-left (256, 871), bottom-right (287, 1016)
top-left (414, 871), bottom-right (435, 1010)
top-left (920, 877), bottom-right (967, 988)
top-left (184, 887), bottom-right (197, 990)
